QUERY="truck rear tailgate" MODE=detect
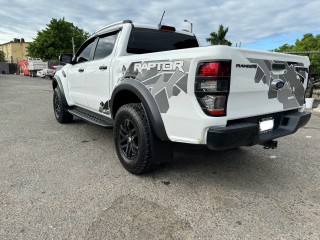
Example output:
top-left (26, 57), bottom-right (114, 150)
top-left (227, 49), bottom-right (310, 119)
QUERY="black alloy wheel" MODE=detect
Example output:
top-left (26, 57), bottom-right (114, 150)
top-left (114, 103), bottom-right (156, 174)
top-left (54, 92), bottom-right (61, 119)
top-left (118, 119), bottom-right (139, 160)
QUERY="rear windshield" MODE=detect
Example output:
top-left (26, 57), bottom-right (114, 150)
top-left (127, 27), bottom-right (199, 54)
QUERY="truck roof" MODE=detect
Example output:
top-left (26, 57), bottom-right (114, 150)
top-left (91, 20), bottom-right (195, 38)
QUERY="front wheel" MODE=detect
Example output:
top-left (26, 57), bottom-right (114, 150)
top-left (114, 103), bottom-right (156, 174)
top-left (53, 87), bottom-right (73, 123)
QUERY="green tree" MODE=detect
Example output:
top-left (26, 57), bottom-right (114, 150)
top-left (27, 18), bottom-right (90, 60)
top-left (274, 43), bottom-right (294, 53)
top-left (206, 25), bottom-right (232, 46)
top-left (0, 50), bottom-right (5, 62)
top-left (274, 34), bottom-right (320, 78)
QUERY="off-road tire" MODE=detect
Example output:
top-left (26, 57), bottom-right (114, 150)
top-left (53, 87), bottom-right (73, 123)
top-left (114, 103), bottom-right (157, 174)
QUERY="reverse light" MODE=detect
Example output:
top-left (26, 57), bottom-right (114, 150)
top-left (198, 79), bottom-right (229, 92)
top-left (200, 80), bottom-right (217, 91)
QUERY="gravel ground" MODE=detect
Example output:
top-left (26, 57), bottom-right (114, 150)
top-left (0, 75), bottom-right (319, 240)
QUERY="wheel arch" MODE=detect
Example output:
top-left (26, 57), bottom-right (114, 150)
top-left (52, 75), bottom-right (68, 106)
top-left (111, 79), bottom-right (169, 141)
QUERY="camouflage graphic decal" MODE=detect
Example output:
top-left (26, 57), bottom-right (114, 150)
top-left (123, 60), bottom-right (191, 113)
top-left (248, 59), bottom-right (307, 109)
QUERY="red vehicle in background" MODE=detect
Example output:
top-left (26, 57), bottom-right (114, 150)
top-left (17, 58), bottom-right (47, 77)
top-left (17, 59), bottom-right (29, 76)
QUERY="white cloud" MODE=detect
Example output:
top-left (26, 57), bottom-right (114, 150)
top-left (1, 0), bottom-right (319, 50)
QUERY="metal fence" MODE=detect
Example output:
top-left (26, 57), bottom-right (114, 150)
top-left (0, 63), bottom-right (17, 74)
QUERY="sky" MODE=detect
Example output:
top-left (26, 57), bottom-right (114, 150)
top-left (0, 0), bottom-right (320, 51)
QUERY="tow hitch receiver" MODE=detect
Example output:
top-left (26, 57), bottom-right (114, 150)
top-left (262, 140), bottom-right (278, 149)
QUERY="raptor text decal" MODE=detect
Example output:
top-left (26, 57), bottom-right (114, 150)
top-left (134, 61), bottom-right (184, 73)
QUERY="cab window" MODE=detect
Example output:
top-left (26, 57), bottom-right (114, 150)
top-left (76, 39), bottom-right (95, 63)
top-left (127, 28), bottom-right (199, 54)
top-left (93, 32), bottom-right (118, 60)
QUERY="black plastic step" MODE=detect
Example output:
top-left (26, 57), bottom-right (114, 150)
top-left (68, 107), bottom-right (114, 128)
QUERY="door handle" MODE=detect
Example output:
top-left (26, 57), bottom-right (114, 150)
top-left (99, 66), bottom-right (108, 70)
top-left (78, 68), bottom-right (84, 72)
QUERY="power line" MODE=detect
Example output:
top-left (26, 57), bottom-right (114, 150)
top-left (284, 51), bottom-right (320, 54)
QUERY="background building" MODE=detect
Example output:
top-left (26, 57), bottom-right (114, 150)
top-left (0, 38), bottom-right (30, 63)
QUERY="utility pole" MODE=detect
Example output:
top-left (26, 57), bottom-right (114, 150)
top-left (72, 37), bottom-right (75, 55)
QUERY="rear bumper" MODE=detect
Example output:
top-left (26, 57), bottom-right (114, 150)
top-left (207, 111), bottom-right (311, 150)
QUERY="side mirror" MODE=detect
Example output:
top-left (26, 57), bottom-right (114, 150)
top-left (59, 54), bottom-right (73, 64)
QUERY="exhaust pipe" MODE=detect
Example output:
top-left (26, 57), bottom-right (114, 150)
top-left (261, 140), bottom-right (278, 149)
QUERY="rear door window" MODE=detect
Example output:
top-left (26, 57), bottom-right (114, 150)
top-left (93, 32), bottom-right (118, 60)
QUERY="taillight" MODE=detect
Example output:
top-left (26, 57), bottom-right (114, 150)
top-left (195, 61), bottom-right (231, 117)
top-left (198, 62), bottom-right (231, 77)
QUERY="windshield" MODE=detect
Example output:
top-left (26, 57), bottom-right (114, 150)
top-left (127, 27), bottom-right (199, 54)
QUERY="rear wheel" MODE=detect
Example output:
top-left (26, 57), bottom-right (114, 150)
top-left (114, 103), bottom-right (156, 174)
top-left (53, 87), bottom-right (73, 123)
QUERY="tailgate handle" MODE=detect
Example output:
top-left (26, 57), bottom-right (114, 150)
top-left (272, 63), bottom-right (285, 70)
top-left (78, 68), bottom-right (84, 72)
top-left (99, 66), bottom-right (108, 70)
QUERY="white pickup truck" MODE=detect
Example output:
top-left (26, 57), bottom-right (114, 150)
top-left (53, 20), bottom-right (311, 174)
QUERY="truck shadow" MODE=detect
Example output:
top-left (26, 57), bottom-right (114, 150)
top-left (67, 118), bottom-right (293, 194)
top-left (146, 142), bottom-right (292, 194)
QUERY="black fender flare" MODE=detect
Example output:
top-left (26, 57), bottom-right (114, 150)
top-left (110, 79), bottom-right (169, 141)
top-left (52, 75), bottom-right (68, 107)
